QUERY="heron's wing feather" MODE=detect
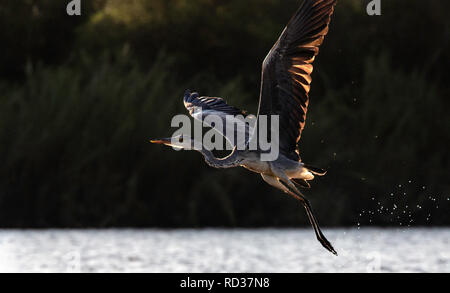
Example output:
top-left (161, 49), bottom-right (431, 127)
top-left (256, 0), bottom-right (337, 161)
top-left (184, 91), bottom-right (256, 147)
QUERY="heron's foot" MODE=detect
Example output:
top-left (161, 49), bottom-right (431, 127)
top-left (317, 232), bottom-right (338, 256)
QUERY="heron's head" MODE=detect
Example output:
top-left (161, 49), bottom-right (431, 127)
top-left (150, 134), bottom-right (196, 150)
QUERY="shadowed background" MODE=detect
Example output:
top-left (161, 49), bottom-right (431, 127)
top-left (0, 0), bottom-right (448, 228)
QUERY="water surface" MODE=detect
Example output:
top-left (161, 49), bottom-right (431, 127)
top-left (0, 228), bottom-right (448, 273)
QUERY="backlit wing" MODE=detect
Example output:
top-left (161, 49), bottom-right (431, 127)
top-left (184, 90), bottom-right (256, 148)
top-left (256, 0), bottom-right (337, 161)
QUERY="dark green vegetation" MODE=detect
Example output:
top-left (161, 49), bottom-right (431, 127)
top-left (0, 0), bottom-right (449, 228)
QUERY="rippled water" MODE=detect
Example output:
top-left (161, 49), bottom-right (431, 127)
top-left (0, 228), bottom-right (448, 273)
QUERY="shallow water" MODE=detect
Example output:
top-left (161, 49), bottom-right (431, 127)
top-left (0, 228), bottom-right (448, 273)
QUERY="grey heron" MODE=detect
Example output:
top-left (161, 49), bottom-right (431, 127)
top-left (151, 0), bottom-right (338, 255)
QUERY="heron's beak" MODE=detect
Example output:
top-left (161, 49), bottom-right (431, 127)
top-left (150, 138), bottom-right (172, 145)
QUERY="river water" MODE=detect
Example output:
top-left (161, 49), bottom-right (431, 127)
top-left (0, 228), bottom-right (448, 273)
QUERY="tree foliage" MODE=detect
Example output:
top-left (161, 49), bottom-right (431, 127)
top-left (0, 0), bottom-right (448, 227)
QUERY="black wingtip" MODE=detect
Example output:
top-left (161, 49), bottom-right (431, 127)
top-left (184, 89), bottom-right (199, 101)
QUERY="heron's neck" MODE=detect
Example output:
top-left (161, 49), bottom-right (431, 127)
top-left (197, 148), bottom-right (242, 169)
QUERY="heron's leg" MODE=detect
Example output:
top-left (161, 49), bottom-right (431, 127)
top-left (283, 179), bottom-right (337, 255)
top-left (266, 172), bottom-right (337, 255)
top-left (261, 174), bottom-right (287, 190)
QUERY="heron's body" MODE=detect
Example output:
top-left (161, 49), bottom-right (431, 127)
top-left (151, 0), bottom-right (339, 255)
top-left (239, 151), bottom-right (312, 180)
top-left (239, 151), bottom-right (272, 174)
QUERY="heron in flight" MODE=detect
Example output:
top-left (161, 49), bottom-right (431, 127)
top-left (151, 0), bottom-right (338, 255)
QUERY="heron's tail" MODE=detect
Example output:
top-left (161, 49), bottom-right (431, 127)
top-left (303, 164), bottom-right (327, 176)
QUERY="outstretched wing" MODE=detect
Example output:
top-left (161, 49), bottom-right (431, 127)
top-left (256, 0), bottom-right (337, 161)
top-left (184, 90), bottom-right (256, 147)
